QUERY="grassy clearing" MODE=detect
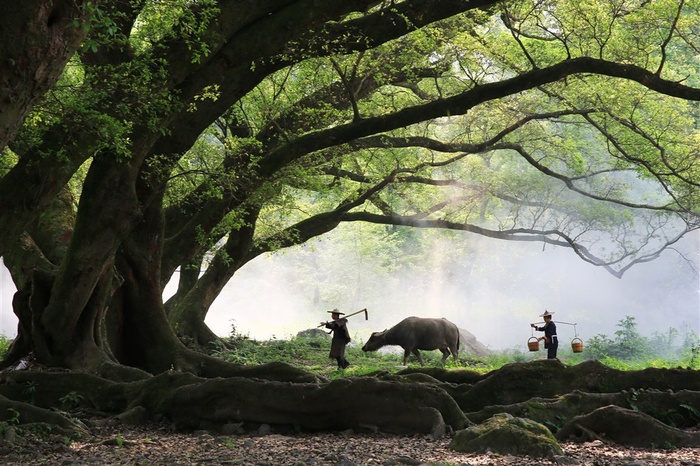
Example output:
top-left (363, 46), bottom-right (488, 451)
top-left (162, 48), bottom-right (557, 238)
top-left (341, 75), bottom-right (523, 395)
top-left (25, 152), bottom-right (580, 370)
top-left (1, 314), bottom-right (697, 377)
top-left (209, 325), bottom-right (700, 379)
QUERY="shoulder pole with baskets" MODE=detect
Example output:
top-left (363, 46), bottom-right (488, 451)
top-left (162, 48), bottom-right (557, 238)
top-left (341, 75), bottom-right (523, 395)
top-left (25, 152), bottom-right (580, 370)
top-left (527, 335), bottom-right (540, 351)
top-left (527, 320), bottom-right (584, 353)
top-left (568, 322), bottom-right (584, 353)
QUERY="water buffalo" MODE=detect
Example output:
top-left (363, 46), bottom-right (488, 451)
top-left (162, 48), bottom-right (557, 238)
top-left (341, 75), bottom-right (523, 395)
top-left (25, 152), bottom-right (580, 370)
top-left (362, 316), bottom-right (460, 366)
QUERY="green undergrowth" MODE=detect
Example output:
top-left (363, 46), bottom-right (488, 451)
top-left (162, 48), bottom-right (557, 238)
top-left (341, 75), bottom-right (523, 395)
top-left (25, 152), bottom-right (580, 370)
top-left (1, 314), bottom-right (697, 378)
top-left (208, 323), bottom-right (700, 378)
top-left (0, 334), bottom-right (10, 360)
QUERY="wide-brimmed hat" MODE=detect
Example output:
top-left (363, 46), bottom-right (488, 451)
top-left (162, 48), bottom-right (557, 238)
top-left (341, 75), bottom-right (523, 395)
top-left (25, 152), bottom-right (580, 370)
top-left (328, 308), bottom-right (344, 315)
top-left (539, 310), bottom-right (555, 318)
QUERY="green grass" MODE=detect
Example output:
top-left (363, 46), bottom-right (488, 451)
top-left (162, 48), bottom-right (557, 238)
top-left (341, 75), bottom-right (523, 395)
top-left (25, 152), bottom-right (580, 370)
top-left (0, 334), bottom-right (11, 360)
top-left (210, 331), bottom-right (700, 377)
top-left (1, 326), bottom-right (696, 376)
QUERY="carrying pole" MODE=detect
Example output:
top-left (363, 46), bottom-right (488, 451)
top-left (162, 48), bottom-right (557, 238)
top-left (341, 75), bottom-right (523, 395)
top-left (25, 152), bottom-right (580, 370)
top-left (317, 308), bottom-right (368, 327)
top-left (531, 320), bottom-right (577, 326)
top-left (531, 320), bottom-right (580, 339)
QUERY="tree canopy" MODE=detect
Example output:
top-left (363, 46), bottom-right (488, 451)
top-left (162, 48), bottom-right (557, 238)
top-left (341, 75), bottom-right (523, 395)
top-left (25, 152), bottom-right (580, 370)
top-left (1, 0), bottom-right (699, 375)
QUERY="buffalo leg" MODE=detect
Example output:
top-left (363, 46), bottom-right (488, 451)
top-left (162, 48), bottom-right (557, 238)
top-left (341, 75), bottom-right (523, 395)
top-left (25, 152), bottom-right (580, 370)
top-left (439, 348), bottom-right (450, 363)
top-left (411, 349), bottom-right (424, 366)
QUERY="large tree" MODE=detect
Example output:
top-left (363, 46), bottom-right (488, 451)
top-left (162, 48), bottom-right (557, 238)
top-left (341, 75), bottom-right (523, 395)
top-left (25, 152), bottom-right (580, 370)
top-left (1, 0), bottom-right (699, 376)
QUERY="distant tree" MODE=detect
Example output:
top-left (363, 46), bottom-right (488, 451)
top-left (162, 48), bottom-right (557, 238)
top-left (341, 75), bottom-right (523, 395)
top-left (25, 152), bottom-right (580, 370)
top-left (1, 0), bottom-right (700, 376)
top-left (611, 316), bottom-right (649, 360)
top-left (650, 327), bottom-right (680, 359)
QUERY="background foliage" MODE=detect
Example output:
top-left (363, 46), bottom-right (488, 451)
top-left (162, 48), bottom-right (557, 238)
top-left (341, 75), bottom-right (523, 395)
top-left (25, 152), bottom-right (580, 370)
top-left (199, 319), bottom-right (700, 378)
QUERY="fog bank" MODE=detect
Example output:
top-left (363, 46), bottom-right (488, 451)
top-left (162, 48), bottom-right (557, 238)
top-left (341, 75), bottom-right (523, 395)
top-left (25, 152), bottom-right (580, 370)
top-left (202, 230), bottom-right (700, 351)
top-left (2, 231), bottom-right (698, 353)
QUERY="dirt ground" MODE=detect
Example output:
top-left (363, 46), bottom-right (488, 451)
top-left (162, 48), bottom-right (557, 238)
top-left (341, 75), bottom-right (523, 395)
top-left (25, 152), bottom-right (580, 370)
top-left (1, 421), bottom-right (699, 465)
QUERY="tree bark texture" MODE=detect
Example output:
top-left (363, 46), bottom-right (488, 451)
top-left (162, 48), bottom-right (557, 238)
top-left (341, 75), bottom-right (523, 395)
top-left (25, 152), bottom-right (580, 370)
top-left (0, 1), bottom-right (89, 150)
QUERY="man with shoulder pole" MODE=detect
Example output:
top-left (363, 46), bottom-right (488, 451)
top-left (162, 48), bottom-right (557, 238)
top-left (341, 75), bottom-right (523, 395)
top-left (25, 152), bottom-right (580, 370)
top-left (318, 308), bottom-right (368, 369)
top-left (320, 309), bottom-right (352, 369)
top-left (531, 310), bottom-right (558, 360)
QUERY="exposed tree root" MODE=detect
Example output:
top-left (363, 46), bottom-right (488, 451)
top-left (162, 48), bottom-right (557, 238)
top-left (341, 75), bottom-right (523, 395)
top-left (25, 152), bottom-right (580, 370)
top-left (0, 360), bottom-right (698, 451)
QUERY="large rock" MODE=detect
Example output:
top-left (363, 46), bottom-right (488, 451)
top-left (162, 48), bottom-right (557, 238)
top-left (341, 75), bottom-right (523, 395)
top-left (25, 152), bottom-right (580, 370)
top-left (449, 413), bottom-right (563, 458)
top-left (296, 328), bottom-right (330, 339)
top-left (458, 328), bottom-right (490, 357)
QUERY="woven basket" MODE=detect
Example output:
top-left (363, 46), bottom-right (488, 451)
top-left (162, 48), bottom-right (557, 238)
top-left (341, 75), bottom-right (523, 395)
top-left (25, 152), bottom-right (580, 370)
top-left (527, 337), bottom-right (540, 352)
top-left (571, 337), bottom-right (584, 353)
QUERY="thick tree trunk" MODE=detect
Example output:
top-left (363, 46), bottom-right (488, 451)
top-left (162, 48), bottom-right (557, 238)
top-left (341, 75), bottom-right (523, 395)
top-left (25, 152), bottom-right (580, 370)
top-left (0, 1), bottom-right (89, 150)
top-left (0, 3), bottom-right (93, 258)
top-left (114, 211), bottom-right (191, 373)
top-left (166, 207), bottom-right (260, 345)
top-left (164, 206), bottom-right (354, 346)
top-left (108, 170), bottom-right (232, 374)
top-left (1, 189), bottom-right (73, 368)
top-left (32, 156), bottom-right (140, 367)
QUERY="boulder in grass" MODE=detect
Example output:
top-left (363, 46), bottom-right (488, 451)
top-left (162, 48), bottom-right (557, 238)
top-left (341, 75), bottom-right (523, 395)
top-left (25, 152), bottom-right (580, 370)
top-left (296, 328), bottom-right (330, 340)
top-left (449, 413), bottom-right (563, 458)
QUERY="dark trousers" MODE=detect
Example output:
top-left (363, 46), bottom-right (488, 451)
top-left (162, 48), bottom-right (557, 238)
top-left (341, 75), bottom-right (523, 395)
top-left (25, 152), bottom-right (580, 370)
top-left (336, 357), bottom-right (350, 368)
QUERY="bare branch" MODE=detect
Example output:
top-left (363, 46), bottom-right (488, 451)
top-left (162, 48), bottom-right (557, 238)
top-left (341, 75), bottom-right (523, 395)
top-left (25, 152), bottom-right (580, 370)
top-left (656, 0), bottom-right (685, 76)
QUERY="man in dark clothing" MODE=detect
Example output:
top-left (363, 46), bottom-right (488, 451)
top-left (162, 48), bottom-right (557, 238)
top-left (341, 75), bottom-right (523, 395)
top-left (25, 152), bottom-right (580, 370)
top-left (321, 309), bottom-right (351, 369)
top-left (531, 310), bottom-right (558, 359)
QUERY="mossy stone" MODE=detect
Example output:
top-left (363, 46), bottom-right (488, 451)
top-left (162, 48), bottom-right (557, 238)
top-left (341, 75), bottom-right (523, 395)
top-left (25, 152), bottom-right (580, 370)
top-left (449, 413), bottom-right (563, 458)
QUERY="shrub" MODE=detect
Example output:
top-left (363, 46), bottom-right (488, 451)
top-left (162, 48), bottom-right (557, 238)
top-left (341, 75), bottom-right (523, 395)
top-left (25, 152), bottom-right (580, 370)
top-left (582, 316), bottom-right (699, 368)
top-left (0, 335), bottom-right (11, 360)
